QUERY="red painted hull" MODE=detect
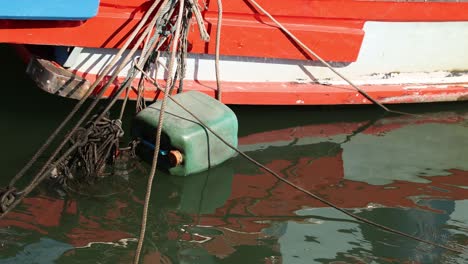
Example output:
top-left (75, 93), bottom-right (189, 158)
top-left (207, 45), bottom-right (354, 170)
top-left (2, 0), bottom-right (366, 62)
top-left (3, 1), bottom-right (468, 61)
top-left (5, 1), bottom-right (468, 105)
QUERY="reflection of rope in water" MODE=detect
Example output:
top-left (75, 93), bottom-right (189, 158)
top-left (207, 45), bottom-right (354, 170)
top-left (66, 182), bottom-right (131, 198)
top-left (220, 227), bottom-right (261, 235)
top-left (183, 224), bottom-right (262, 235)
top-left (180, 225), bottom-right (261, 245)
top-left (189, 234), bottom-right (213, 244)
top-left (180, 226), bottom-right (213, 244)
top-left (75, 238), bottom-right (138, 249)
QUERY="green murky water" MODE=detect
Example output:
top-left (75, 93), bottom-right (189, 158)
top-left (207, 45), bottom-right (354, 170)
top-left (0, 45), bottom-right (467, 263)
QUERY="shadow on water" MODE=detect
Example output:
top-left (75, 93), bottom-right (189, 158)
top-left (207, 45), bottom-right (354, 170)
top-left (0, 44), bottom-right (467, 263)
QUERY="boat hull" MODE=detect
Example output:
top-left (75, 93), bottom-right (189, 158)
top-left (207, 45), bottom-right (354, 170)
top-left (20, 22), bottom-right (468, 105)
top-left (22, 48), bottom-right (468, 105)
top-left (6, 0), bottom-right (468, 105)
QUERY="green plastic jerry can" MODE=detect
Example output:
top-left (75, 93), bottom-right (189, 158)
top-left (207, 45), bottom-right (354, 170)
top-left (132, 91), bottom-right (238, 176)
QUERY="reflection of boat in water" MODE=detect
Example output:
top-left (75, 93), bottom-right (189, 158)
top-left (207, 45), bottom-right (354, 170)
top-left (1, 111), bottom-right (467, 263)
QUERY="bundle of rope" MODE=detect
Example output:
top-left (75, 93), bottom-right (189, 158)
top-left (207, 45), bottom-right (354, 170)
top-left (53, 115), bottom-right (124, 187)
top-left (0, 0), bottom-right (159, 217)
top-left (0, 0), bottom-right (210, 218)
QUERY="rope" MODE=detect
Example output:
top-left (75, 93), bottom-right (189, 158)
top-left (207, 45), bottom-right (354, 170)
top-left (214, 0), bottom-right (222, 101)
top-left (53, 1), bottom-right (177, 188)
top-left (0, 0), bottom-right (166, 220)
top-left (6, 0), bottom-right (163, 189)
top-left (55, 117), bottom-right (124, 186)
top-left (175, 5), bottom-right (191, 95)
top-left (95, 38), bottom-right (171, 123)
top-left (31, 1), bottom-right (167, 180)
top-left (0, 142), bottom-right (81, 215)
top-left (50, 1), bottom-right (179, 191)
top-left (188, 0), bottom-right (210, 41)
top-left (246, 0), bottom-right (416, 116)
top-left (133, 0), bottom-right (186, 263)
top-left (136, 68), bottom-right (465, 255)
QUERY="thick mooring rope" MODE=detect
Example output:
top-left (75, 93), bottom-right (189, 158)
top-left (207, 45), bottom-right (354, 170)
top-left (133, 0), bottom-right (214, 262)
top-left (133, 0), bottom-right (185, 262)
top-left (246, 0), bottom-right (417, 116)
top-left (136, 68), bottom-right (466, 255)
top-left (214, 0), bottom-right (223, 101)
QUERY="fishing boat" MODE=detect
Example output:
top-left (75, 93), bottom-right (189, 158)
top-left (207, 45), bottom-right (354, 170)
top-left (1, 0), bottom-right (468, 105)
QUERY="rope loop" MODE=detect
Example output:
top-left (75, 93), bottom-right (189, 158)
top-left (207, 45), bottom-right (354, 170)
top-left (0, 187), bottom-right (19, 213)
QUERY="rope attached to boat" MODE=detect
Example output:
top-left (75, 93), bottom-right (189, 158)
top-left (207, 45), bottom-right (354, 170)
top-left (0, 0), bottom-right (166, 219)
top-left (130, 0), bottom-right (215, 262)
top-left (133, 0), bottom-right (186, 262)
top-left (246, 0), bottom-right (416, 116)
top-left (214, 0), bottom-right (223, 100)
